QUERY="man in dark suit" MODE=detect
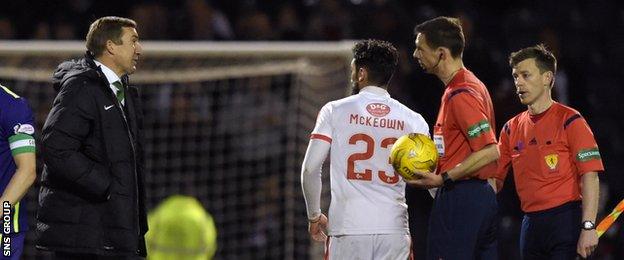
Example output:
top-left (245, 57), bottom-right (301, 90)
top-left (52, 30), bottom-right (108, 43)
top-left (37, 16), bottom-right (147, 259)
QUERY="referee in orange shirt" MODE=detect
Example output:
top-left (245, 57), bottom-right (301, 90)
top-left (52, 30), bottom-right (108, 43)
top-left (409, 17), bottom-right (500, 260)
top-left (496, 44), bottom-right (603, 259)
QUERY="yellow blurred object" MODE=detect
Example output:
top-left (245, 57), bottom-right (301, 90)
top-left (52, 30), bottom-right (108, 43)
top-left (389, 133), bottom-right (439, 180)
top-left (146, 195), bottom-right (217, 260)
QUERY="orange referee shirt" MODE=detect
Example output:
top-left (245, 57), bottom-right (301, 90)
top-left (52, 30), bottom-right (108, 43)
top-left (496, 102), bottom-right (604, 213)
top-left (433, 68), bottom-right (497, 180)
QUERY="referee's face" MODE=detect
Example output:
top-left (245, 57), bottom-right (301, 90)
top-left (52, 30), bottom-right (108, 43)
top-left (512, 58), bottom-right (551, 106)
top-left (413, 33), bottom-right (438, 74)
top-left (114, 27), bottom-right (142, 75)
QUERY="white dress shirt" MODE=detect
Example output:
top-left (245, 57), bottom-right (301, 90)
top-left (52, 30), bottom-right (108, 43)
top-left (93, 60), bottom-right (124, 105)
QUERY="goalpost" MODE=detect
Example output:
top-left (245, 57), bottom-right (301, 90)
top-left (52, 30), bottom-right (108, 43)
top-left (0, 41), bottom-right (353, 259)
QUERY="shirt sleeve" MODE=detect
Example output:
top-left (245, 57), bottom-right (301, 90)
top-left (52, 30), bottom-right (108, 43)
top-left (495, 122), bottom-right (512, 192)
top-left (564, 114), bottom-right (604, 174)
top-left (301, 139), bottom-right (331, 220)
top-left (310, 103), bottom-right (333, 143)
top-left (448, 91), bottom-right (496, 151)
top-left (2, 97), bottom-right (36, 156)
top-left (411, 113), bottom-right (430, 137)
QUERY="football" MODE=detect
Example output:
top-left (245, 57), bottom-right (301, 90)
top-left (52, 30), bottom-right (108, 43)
top-left (389, 133), bottom-right (439, 180)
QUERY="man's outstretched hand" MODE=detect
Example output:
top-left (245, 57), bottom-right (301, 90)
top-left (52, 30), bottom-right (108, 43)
top-left (404, 171), bottom-right (443, 189)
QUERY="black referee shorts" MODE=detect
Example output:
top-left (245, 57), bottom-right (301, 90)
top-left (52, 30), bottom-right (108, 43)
top-left (427, 179), bottom-right (498, 260)
top-left (520, 201), bottom-right (582, 260)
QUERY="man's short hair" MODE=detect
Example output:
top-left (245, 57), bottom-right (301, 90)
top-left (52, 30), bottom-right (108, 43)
top-left (352, 39), bottom-right (399, 86)
top-left (86, 16), bottom-right (136, 57)
top-left (508, 43), bottom-right (557, 75)
top-left (414, 16), bottom-right (465, 59)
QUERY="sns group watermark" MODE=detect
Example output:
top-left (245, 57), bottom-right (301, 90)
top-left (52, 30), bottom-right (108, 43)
top-left (2, 201), bottom-right (11, 257)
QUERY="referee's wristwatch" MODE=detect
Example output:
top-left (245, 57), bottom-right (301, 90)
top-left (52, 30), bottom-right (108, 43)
top-left (581, 220), bottom-right (596, 230)
top-left (442, 172), bottom-right (454, 187)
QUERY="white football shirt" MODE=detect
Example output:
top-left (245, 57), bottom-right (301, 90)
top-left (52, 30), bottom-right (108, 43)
top-left (310, 86), bottom-right (429, 235)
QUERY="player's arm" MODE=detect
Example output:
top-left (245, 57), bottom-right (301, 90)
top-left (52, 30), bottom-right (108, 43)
top-left (580, 172), bottom-right (599, 224)
top-left (1, 95), bottom-right (37, 206)
top-left (493, 123), bottom-right (513, 193)
top-left (301, 139), bottom-right (330, 242)
top-left (1, 152), bottom-right (36, 206)
top-left (301, 103), bottom-right (332, 241)
top-left (406, 145), bottom-right (498, 191)
top-left (565, 114), bottom-right (603, 257)
top-left (301, 139), bottom-right (330, 221)
top-left (407, 145), bottom-right (500, 189)
top-left (446, 143), bottom-right (499, 181)
top-left (41, 78), bottom-right (112, 201)
top-left (578, 171), bottom-right (599, 258)
top-left (405, 144), bottom-right (499, 190)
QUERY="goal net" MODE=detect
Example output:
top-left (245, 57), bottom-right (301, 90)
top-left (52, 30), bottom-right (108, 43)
top-left (0, 41), bottom-right (353, 259)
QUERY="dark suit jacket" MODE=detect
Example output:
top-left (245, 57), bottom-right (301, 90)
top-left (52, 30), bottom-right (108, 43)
top-left (37, 52), bottom-right (147, 257)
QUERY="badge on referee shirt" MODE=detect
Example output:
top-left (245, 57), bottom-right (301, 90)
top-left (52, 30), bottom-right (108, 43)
top-left (433, 134), bottom-right (445, 157)
top-left (544, 154), bottom-right (558, 170)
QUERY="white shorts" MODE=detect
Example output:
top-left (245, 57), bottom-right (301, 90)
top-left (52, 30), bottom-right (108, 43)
top-left (325, 234), bottom-right (412, 260)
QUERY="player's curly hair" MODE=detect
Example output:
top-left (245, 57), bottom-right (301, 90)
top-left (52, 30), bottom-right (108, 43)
top-left (352, 39), bottom-right (399, 87)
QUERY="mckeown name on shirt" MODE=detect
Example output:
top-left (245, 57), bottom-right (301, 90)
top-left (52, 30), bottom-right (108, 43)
top-left (349, 114), bottom-right (405, 131)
